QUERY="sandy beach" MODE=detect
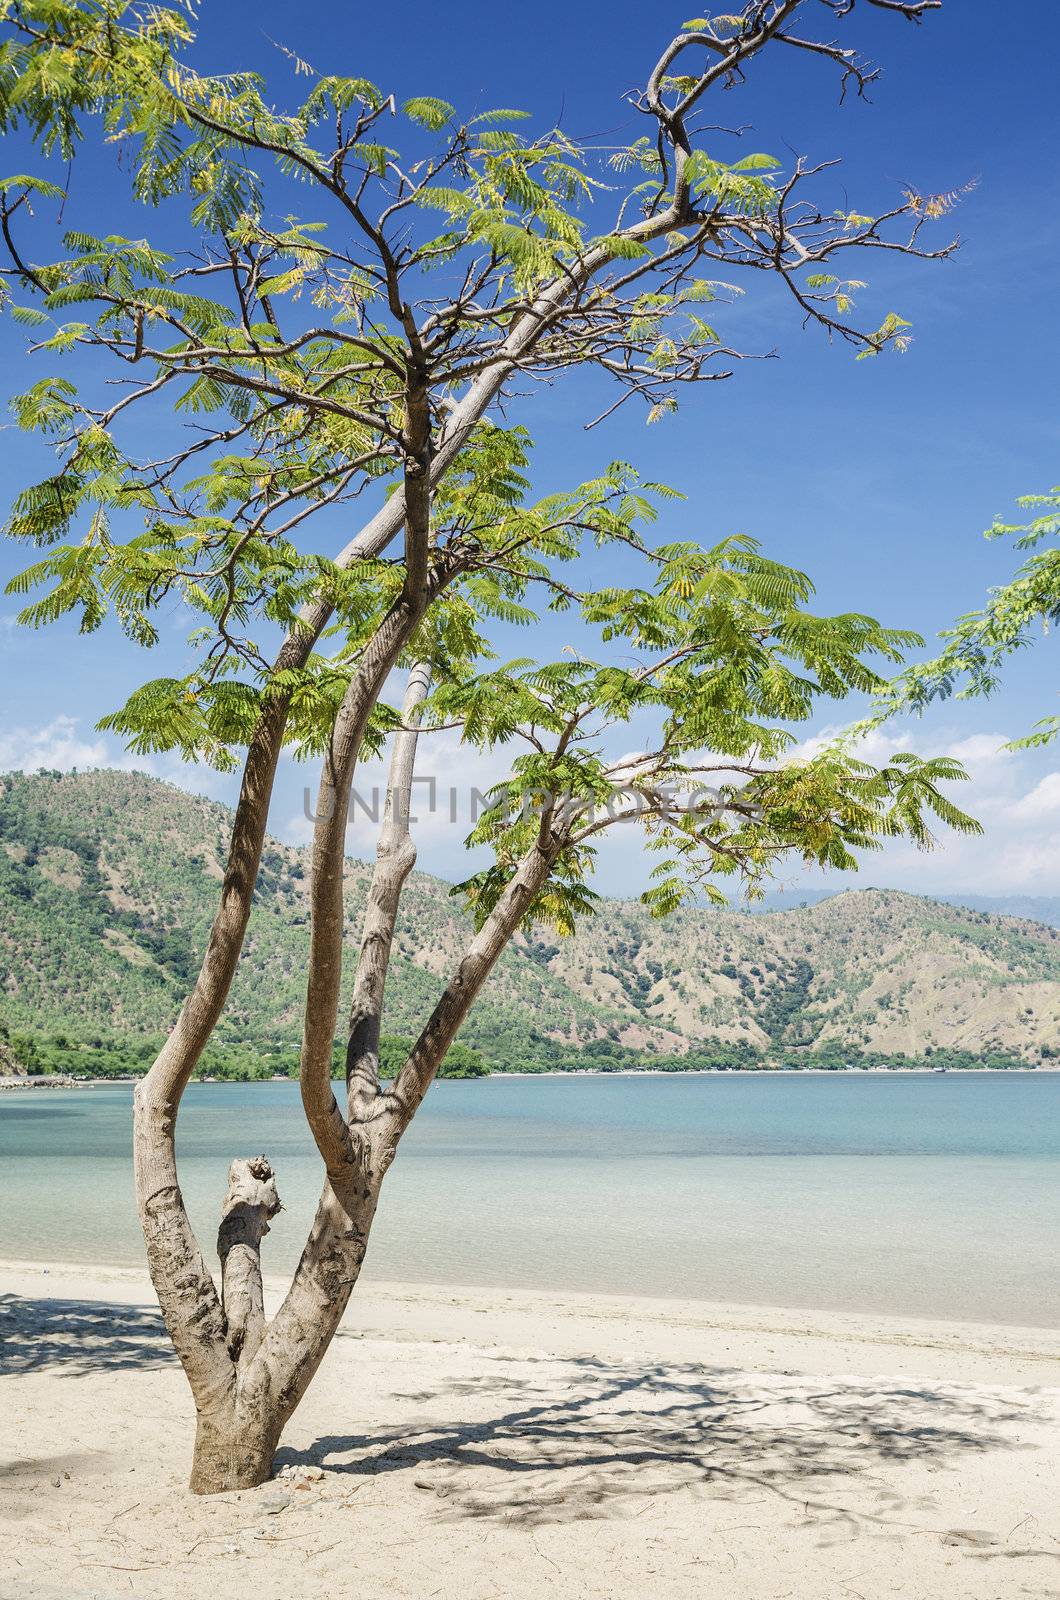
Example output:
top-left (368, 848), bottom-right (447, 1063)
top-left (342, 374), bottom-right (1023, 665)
top-left (1, 1260), bottom-right (1058, 1599)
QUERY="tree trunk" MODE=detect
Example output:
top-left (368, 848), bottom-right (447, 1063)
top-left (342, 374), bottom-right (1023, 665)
top-left (189, 1398), bottom-right (281, 1494)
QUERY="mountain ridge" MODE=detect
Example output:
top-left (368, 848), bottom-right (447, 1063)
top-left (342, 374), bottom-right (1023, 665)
top-left (1, 768), bottom-right (1058, 1067)
top-left (752, 887), bottom-right (1060, 928)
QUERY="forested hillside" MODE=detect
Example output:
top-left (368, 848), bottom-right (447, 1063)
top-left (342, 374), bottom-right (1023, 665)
top-left (1, 769), bottom-right (1058, 1069)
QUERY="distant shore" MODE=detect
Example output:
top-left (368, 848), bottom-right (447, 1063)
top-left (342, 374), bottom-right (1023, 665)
top-left (2, 1064), bottom-right (1055, 1092)
top-left (2, 1257), bottom-right (1058, 1599)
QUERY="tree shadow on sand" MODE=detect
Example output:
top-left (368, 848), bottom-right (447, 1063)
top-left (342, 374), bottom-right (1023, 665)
top-left (3, 1293), bottom-right (1053, 1556)
top-left (277, 1352), bottom-right (1045, 1533)
top-left (0, 1293), bottom-right (174, 1376)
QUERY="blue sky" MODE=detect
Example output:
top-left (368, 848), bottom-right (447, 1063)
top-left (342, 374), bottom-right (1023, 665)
top-left (1, 0), bottom-right (1059, 899)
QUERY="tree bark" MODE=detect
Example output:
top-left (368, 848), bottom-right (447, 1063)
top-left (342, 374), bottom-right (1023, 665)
top-left (218, 1156), bottom-right (281, 1367)
top-left (347, 661), bottom-right (431, 1115)
top-left (189, 1395), bottom-right (281, 1495)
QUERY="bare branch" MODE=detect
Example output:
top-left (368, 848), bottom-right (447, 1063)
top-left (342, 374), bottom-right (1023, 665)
top-left (347, 661), bottom-right (432, 1121)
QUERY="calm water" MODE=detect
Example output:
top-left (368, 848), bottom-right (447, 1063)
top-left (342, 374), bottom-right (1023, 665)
top-left (1, 1074), bottom-right (1058, 1326)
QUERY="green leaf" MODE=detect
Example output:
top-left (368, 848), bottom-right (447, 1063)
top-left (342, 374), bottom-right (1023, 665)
top-left (403, 96), bottom-right (455, 131)
top-left (730, 153), bottom-right (780, 172)
top-left (0, 174), bottom-right (66, 200)
top-left (469, 108), bottom-right (531, 126)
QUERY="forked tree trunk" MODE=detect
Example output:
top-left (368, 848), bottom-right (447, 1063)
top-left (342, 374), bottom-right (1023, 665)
top-left (133, 668), bottom-right (561, 1495)
top-left (137, 823), bottom-right (560, 1493)
top-left (175, 1158), bottom-right (385, 1491)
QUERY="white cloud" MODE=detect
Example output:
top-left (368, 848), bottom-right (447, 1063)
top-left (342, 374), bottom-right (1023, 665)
top-left (945, 732), bottom-right (1019, 769)
top-left (0, 715), bottom-right (110, 773)
top-left (782, 721), bottom-right (1060, 896)
top-left (278, 715), bottom-right (1060, 898)
top-left (281, 807), bottom-right (314, 849)
top-left (9, 708), bottom-right (1060, 901)
top-left (792, 723), bottom-right (1016, 774)
top-left (0, 714), bottom-right (236, 803)
top-left (1010, 772), bottom-right (1060, 822)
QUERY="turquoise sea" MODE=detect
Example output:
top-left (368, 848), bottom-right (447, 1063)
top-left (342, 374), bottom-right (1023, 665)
top-left (1, 1073), bottom-right (1058, 1326)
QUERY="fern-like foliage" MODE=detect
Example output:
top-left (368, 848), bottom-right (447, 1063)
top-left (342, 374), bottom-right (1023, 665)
top-left (883, 486), bottom-right (1060, 748)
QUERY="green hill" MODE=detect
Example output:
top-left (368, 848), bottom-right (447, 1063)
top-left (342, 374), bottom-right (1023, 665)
top-left (1, 768), bottom-right (1058, 1072)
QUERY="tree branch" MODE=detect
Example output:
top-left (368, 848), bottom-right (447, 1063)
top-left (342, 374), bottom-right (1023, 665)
top-left (347, 661), bottom-right (432, 1121)
top-left (384, 823), bottom-right (563, 1134)
top-left (218, 1155), bottom-right (281, 1368)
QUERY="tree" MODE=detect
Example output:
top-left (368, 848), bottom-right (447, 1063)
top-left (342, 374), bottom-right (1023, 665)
top-left (0, 0), bottom-right (971, 1492)
top-left (884, 487), bottom-right (1060, 745)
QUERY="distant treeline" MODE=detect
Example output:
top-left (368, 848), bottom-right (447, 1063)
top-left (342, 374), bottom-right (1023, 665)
top-left (1, 1029), bottom-right (488, 1081)
top-left (493, 1035), bottom-right (1038, 1073)
top-left (1, 1025), bottom-right (1039, 1079)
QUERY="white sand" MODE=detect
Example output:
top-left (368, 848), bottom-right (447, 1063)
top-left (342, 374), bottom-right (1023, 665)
top-left (1, 1259), bottom-right (1058, 1599)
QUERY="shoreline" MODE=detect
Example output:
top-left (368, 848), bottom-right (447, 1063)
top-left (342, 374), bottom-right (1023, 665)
top-left (4, 1257), bottom-right (1060, 1376)
top-left (5, 1249), bottom-right (1060, 1337)
top-left (2, 1064), bottom-right (1055, 1091)
top-left (3, 1257), bottom-right (1058, 1599)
